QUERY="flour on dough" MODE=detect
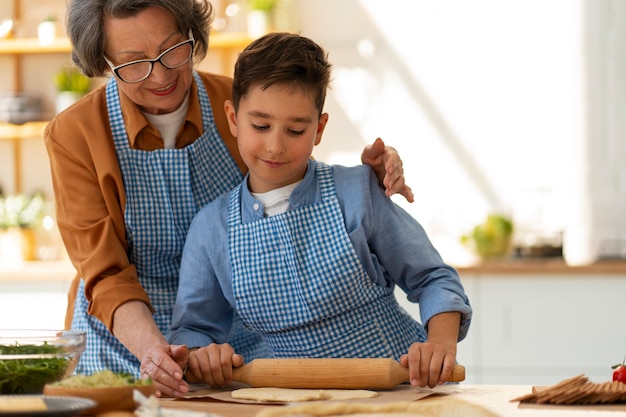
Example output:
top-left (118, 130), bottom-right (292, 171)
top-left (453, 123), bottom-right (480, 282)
top-left (255, 397), bottom-right (500, 417)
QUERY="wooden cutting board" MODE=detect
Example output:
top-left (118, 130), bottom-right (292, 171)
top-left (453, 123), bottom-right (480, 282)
top-left (189, 358), bottom-right (465, 389)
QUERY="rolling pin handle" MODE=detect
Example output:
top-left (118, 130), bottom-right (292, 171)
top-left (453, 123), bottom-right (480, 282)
top-left (450, 364), bottom-right (466, 383)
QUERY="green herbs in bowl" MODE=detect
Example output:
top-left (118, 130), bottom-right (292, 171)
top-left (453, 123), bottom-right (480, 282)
top-left (0, 330), bottom-right (86, 394)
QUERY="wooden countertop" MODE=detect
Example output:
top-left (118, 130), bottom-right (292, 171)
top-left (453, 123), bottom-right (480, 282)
top-left (1, 258), bottom-right (626, 284)
top-left (107, 384), bottom-right (624, 417)
top-left (454, 258), bottom-right (626, 275)
top-left (0, 259), bottom-right (75, 283)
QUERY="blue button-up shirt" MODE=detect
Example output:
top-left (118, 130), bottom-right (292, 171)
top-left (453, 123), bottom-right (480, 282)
top-left (168, 160), bottom-right (472, 349)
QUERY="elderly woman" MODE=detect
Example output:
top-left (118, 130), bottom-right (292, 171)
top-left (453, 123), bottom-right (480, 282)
top-left (44, 0), bottom-right (413, 398)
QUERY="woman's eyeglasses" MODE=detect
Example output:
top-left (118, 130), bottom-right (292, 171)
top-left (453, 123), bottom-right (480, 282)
top-left (104, 32), bottom-right (195, 83)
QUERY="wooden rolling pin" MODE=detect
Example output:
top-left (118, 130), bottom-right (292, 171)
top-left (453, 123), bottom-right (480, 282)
top-left (187, 358), bottom-right (465, 389)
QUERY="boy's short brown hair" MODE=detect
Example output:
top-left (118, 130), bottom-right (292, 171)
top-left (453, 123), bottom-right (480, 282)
top-left (231, 32), bottom-right (331, 115)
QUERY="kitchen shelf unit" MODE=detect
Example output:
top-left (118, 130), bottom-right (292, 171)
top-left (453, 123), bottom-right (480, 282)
top-left (0, 32), bottom-right (256, 53)
top-left (0, 121), bottom-right (48, 194)
top-left (0, 32), bottom-right (254, 85)
top-left (0, 32), bottom-right (254, 194)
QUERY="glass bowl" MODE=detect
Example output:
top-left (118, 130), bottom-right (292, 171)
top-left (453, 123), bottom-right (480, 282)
top-left (0, 329), bottom-right (86, 394)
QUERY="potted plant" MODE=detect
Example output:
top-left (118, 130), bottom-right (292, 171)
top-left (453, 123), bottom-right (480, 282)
top-left (460, 213), bottom-right (514, 260)
top-left (0, 193), bottom-right (46, 261)
top-left (54, 66), bottom-right (91, 114)
top-left (247, 0), bottom-right (277, 37)
top-left (37, 15), bottom-right (56, 46)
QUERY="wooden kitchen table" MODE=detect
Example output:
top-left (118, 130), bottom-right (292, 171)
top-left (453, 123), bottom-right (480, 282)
top-left (140, 384), bottom-right (626, 417)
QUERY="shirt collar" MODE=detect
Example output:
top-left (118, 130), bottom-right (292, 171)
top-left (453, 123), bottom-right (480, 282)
top-left (240, 159), bottom-right (321, 222)
top-left (117, 76), bottom-right (203, 147)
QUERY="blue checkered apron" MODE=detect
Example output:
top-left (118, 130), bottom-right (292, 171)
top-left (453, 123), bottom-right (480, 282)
top-left (71, 72), bottom-right (265, 376)
top-left (228, 161), bottom-right (426, 360)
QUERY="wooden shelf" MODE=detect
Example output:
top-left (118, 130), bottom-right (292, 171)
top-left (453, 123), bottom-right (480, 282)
top-left (0, 31), bottom-right (254, 193)
top-left (0, 37), bottom-right (72, 54)
top-left (0, 32), bottom-right (254, 55)
top-left (207, 32), bottom-right (255, 49)
top-left (0, 259), bottom-right (74, 283)
top-left (0, 121), bottom-right (48, 140)
top-left (0, 121), bottom-right (48, 193)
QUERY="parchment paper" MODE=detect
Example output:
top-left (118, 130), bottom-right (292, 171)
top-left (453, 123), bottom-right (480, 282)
top-left (175, 383), bottom-right (437, 405)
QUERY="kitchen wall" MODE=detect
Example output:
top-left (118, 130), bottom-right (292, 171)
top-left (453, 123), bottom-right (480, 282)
top-left (1, 0), bottom-right (625, 266)
top-left (296, 0), bottom-right (626, 266)
top-left (0, 0), bottom-right (238, 199)
top-left (1, 0), bottom-right (625, 386)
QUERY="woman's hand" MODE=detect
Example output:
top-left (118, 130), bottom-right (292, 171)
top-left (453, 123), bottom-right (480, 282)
top-left (187, 343), bottom-right (243, 388)
top-left (361, 138), bottom-right (414, 202)
top-left (115, 301), bottom-right (188, 397)
top-left (140, 343), bottom-right (189, 398)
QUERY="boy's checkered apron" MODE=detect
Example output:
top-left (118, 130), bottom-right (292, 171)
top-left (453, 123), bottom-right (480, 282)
top-left (71, 72), bottom-right (266, 376)
top-left (228, 161), bottom-right (426, 359)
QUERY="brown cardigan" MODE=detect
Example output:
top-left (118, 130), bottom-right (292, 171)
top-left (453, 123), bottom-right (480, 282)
top-left (44, 72), bottom-right (245, 330)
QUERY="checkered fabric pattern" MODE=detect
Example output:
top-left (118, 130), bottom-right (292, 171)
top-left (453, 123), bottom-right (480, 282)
top-left (228, 161), bottom-right (426, 360)
top-left (72, 73), bottom-right (245, 376)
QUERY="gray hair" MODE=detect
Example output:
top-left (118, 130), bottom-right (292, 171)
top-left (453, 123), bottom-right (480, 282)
top-left (66, 0), bottom-right (213, 77)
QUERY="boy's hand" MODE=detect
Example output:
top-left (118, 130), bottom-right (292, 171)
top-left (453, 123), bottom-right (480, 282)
top-left (187, 343), bottom-right (243, 387)
top-left (400, 341), bottom-right (457, 388)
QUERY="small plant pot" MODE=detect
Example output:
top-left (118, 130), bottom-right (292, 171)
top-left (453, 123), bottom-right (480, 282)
top-left (55, 91), bottom-right (82, 114)
top-left (247, 10), bottom-right (270, 38)
top-left (0, 227), bottom-right (36, 262)
top-left (37, 21), bottom-right (56, 46)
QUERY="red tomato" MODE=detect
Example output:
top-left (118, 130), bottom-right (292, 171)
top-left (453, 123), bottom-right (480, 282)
top-left (612, 364), bottom-right (626, 384)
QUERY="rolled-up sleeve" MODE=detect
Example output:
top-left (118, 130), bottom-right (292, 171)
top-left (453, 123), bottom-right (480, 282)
top-left (334, 165), bottom-right (472, 341)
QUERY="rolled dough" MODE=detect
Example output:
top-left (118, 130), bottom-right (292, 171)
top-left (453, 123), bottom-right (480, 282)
top-left (231, 387), bottom-right (379, 402)
top-left (255, 396), bottom-right (500, 417)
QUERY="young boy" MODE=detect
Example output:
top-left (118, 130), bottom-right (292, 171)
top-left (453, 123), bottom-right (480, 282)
top-left (168, 32), bottom-right (472, 389)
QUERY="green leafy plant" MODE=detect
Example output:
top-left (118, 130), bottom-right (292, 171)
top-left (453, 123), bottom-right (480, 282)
top-left (461, 214), bottom-right (514, 259)
top-left (248, 0), bottom-right (277, 11)
top-left (0, 193), bottom-right (46, 229)
top-left (55, 66), bottom-right (91, 95)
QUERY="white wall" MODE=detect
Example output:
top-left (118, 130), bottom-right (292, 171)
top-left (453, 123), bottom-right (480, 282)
top-left (297, 0), bottom-right (626, 266)
top-left (3, 0), bottom-right (625, 265)
top-left (2, 0), bottom-right (625, 387)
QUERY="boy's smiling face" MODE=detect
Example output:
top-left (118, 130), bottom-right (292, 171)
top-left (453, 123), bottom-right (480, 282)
top-left (225, 83), bottom-right (329, 194)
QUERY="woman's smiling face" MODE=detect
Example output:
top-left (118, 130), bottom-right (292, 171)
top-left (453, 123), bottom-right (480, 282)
top-left (103, 6), bottom-right (194, 115)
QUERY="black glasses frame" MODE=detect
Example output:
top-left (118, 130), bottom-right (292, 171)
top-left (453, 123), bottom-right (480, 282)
top-left (105, 35), bottom-right (195, 83)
